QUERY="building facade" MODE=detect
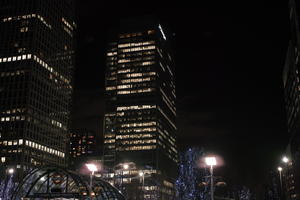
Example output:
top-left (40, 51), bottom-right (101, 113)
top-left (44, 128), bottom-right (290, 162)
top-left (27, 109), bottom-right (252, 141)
top-left (282, 0), bottom-right (300, 199)
top-left (0, 0), bottom-right (75, 180)
top-left (69, 129), bottom-right (97, 167)
top-left (103, 18), bottom-right (178, 199)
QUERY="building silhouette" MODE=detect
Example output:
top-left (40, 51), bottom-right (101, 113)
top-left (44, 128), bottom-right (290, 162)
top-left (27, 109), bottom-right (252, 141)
top-left (282, 0), bottom-right (300, 199)
top-left (0, 0), bottom-right (75, 180)
top-left (103, 17), bottom-right (178, 199)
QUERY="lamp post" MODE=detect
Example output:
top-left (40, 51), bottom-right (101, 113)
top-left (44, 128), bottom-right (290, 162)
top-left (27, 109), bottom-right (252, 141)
top-left (205, 157), bottom-right (217, 200)
top-left (139, 171), bottom-right (145, 198)
top-left (278, 166), bottom-right (283, 191)
top-left (85, 163), bottom-right (98, 189)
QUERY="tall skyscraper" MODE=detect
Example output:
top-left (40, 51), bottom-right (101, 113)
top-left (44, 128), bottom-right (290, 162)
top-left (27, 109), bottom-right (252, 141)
top-left (0, 0), bottom-right (75, 179)
top-left (103, 17), bottom-right (178, 199)
top-left (282, 0), bottom-right (300, 199)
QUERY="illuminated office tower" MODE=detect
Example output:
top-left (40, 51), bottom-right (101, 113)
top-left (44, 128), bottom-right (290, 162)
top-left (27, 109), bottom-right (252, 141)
top-left (0, 0), bottom-right (75, 179)
top-left (103, 18), bottom-right (178, 199)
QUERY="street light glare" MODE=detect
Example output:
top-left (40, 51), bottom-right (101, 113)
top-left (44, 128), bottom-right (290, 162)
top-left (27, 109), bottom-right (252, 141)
top-left (282, 156), bottom-right (289, 163)
top-left (8, 168), bottom-right (14, 174)
top-left (123, 164), bottom-right (129, 170)
top-left (139, 171), bottom-right (144, 177)
top-left (86, 163), bottom-right (98, 172)
top-left (278, 167), bottom-right (283, 171)
top-left (205, 157), bottom-right (217, 166)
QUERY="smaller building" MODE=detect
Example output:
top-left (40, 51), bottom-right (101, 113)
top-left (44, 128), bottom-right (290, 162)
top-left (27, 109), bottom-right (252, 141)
top-left (69, 129), bottom-right (98, 168)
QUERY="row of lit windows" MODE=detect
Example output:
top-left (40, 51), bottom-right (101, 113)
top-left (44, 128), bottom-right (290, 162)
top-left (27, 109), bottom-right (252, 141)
top-left (104, 133), bottom-right (115, 138)
top-left (120, 121), bottom-right (156, 128)
top-left (118, 61), bottom-right (155, 67)
top-left (119, 127), bottom-right (156, 133)
top-left (25, 140), bottom-right (65, 157)
top-left (118, 41), bottom-right (155, 48)
top-left (0, 54), bottom-right (70, 85)
top-left (158, 106), bottom-right (177, 130)
top-left (120, 77), bottom-right (152, 84)
top-left (157, 128), bottom-right (176, 147)
top-left (116, 133), bottom-right (153, 139)
top-left (117, 84), bottom-right (132, 89)
top-left (124, 72), bottom-right (156, 78)
top-left (20, 27), bottom-right (29, 32)
top-left (51, 119), bottom-right (63, 128)
top-left (0, 139), bottom-right (23, 146)
top-left (117, 88), bottom-right (154, 95)
top-left (114, 56), bottom-right (154, 64)
top-left (104, 139), bottom-right (115, 144)
top-left (3, 14), bottom-right (52, 29)
top-left (0, 70), bottom-right (26, 77)
top-left (119, 139), bottom-right (156, 145)
top-left (107, 51), bottom-right (117, 57)
top-left (119, 45), bottom-right (156, 53)
top-left (62, 17), bottom-right (74, 31)
top-left (1, 108), bottom-right (25, 114)
top-left (160, 88), bottom-right (176, 116)
top-left (1, 115), bottom-right (25, 122)
top-left (117, 105), bottom-right (156, 111)
top-left (159, 62), bottom-right (166, 72)
top-left (118, 145), bottom-right (156, 151)
top-left (0, 139), bottom-right (65, 158)
top-left (106, 86), bottom-right (116, 91)
top-left (63, 26), bottom-right (73, 37)
top-left (118, 69), bottom-right (131, 74)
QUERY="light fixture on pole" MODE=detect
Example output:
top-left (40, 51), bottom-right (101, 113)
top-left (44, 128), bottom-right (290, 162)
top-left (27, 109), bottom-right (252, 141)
top-left (85, 163), bottom-right (98, 189)
top-left (139, 171), bottom-right (145, 198)
top-left (205, 157), bottom-right (217, 200)
top-left (123, 164), bottom-right (129, 170)
top-left (282, 156), bottom-right (289, 163)
top-left (7, 168), bottom-right (14, 175)
top-left (278, 166), bottom-right (283, 190)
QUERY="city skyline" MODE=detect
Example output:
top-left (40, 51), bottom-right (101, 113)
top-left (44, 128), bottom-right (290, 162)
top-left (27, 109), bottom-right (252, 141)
top-left (0, 0), bottom-right (295, 198)
top-left (72, 0), bottom-right (290, 188)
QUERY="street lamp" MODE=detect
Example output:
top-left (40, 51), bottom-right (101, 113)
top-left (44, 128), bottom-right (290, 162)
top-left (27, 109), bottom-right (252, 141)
top-left (7, 168), bottom-right (14, 175)
top-left (139, 171), bottom-right (145, 187)
top-left (278, 167), bottom-right (283, 190)
top-left (205, 157), bottom-right (217, 200)
top-left (139, 171), bottom-right (145, 198)
top-left (282, 156), bottom-right (289, 163)
top-left (85, 163), bottom-right (98, 189)
top-left (123, 164), bottom-right (129, 170)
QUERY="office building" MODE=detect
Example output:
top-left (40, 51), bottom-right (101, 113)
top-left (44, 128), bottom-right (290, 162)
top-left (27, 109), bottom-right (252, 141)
top-left (69, 129), bottom-right (97, 167)
top-left (283, 0), bottom-right (300, 199)
top-left (103, 17), bottom-right (178, 199)
top-left (0, 0), bottom-right (75, 180)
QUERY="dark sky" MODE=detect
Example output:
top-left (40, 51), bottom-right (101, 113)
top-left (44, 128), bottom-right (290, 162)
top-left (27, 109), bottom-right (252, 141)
top-left (72, 0), bottom-right (290, 189)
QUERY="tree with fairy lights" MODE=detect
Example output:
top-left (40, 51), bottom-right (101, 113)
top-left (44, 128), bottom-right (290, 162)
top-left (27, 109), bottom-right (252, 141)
top-left (175, 147), bottom-right (210, 200)
top-left (0, 173), bottom-right (16, 200)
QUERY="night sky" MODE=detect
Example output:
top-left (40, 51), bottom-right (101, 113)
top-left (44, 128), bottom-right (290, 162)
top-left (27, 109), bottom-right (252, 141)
top-left (72, 0), bottom-right (290, 189)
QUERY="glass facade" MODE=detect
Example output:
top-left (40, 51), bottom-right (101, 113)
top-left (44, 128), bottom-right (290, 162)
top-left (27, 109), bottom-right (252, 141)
top-left (103, 18), bottom-right (178, 199)
top-left (0, 0), bottom-right (75, 179)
